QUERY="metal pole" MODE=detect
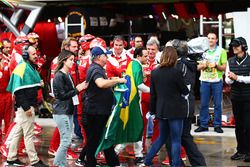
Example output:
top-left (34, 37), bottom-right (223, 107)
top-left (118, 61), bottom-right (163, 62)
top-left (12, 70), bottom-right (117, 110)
top-left (218, 14), bottom-right (222, 47)
top-left (200, 15), bottom-right (203, 36)
top-left (65, 16), bottom-right (68, 38)
top-left (10, 9), bottom-right (24, 26)
top-left (0, 12), bottom-right (20, 37)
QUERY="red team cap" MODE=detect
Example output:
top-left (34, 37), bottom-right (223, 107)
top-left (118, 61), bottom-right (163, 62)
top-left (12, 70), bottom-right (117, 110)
top-left (89, 37), bottom-right (107, 49)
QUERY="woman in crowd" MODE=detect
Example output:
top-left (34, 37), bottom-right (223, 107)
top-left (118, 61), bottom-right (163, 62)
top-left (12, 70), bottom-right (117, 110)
top-left (142, 46), bottom-right (189, 167)
top-left (52, 50), bottom-right (87, 167)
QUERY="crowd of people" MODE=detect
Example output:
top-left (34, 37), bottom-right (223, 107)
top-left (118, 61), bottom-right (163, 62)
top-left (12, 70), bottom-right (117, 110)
top-left (0, 30), bottom-right (250, 167)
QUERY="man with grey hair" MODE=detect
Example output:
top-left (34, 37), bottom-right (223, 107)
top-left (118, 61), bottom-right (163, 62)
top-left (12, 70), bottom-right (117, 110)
top-left (140, 38), bottom-right (159, 151)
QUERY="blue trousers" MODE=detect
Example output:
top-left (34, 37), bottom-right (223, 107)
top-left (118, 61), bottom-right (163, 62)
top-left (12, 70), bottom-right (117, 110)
top-left (144, 118), bottom-right (183, 167)
top-left (200, 80), bottom-right (223, 128)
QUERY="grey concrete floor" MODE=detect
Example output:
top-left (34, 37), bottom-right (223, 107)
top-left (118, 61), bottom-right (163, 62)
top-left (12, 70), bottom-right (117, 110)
top-left (1, 118), bottom-right (250, 166)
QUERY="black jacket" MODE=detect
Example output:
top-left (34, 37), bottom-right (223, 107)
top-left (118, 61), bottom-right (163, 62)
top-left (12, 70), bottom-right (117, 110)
top-left (150, 66), bottom-right (189, 119)
top-left (15, 63), bottom-right (39, 111)
top-left (52, 71), bottom-right (79, 115)
top-left (176, 57), bottom-right (197, 117)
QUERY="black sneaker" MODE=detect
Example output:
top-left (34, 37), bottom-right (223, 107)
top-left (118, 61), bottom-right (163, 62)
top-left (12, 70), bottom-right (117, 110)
top-left (134, 157), bottom-right (144, 164)
top-left (5, 159), bottom-right (25, 166)
top-left (75, 158), bottom-right (86, 166)
top-left (214, 127), bottom-right (224, 133)
top-left (231, 152), bottom-right (246, 160)
top-left (194, 126), bottom-right (208, 132)
top-left (244, 153), bottom-right (250, 162)
top-left (31, 160), bottom-right (49, 167)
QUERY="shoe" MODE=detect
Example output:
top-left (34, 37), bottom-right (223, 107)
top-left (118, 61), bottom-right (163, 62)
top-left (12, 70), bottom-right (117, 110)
top-left (162, 157), bottom-right (170, 165)
top-left (134, 157), bottom-right (144, 164)
top-left (34, 123), bottom-right (43, 131)
top-left (48, 149), bottom-right (56, 157)
top-left (74, 143), bottom-right (85, 153)
top-left (181, 153), bottom-right (186, 161)
top-left (34, 128), bottom-right (42, 135)
top-left (18, 148), bottom-right (27, 156)
top-left (74, 146), bottom-right (83, 153)
top-left (231, 152), bottom-right (246, 160)
top-left (244, 153), bottom-right (250, 162)
top-left (5, 159), bottom-right (25, 166)
top-left (97, 152), bottom-right (105, 160)
top-left (0, 145), bottom-right (8, 157)
top-left (75, 158), bottom-right (85, 166)
top-left (66, 149), bottom-right (78, 159)
top-left (162, 155), bottom-right (186, 165)
top-left (138, 163), bottom-right (148, 167)
top-left (194, 126), bottom-right (208, 132)
top-left (214, 127), bottom-right (224, 133)
top-left (31, 160), bottom-right (49, 167)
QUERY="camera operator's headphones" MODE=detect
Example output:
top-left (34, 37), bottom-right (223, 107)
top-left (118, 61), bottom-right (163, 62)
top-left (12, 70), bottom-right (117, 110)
top-left (22, 44), bottom-right (31, 60)
top-left (230, 37), bottom-right (248, 51)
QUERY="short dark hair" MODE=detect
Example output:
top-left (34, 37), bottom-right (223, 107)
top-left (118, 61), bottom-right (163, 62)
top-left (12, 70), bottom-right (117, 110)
top-left (113, 35), bottom-right (124, 42)
top-left (2, 38), bottom-right (11, 44)
top-left (134, 47), bottom-right (146, 59)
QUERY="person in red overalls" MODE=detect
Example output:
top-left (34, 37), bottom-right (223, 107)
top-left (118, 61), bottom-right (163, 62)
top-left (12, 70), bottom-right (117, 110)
top-left (0, 36), bottom-right (30, 157)
top-left (141, 38), bottom-right (159, 152)
top-left (76, 34), bottom-right (95, 151)
top-left (127, 36), bottom-right (144, 59)
top-left (106, 35), bottom-right (131, 78)
top-left (9, 36), bottom-right (29, 74)
top-left (48, 37), bottom-right (79, 160)
top-left (27, 32), bottom-right (47, 131)
top-left (0, 43), bottom-right (12, 145)
top-left (27, 32), bottom-right (47, 79)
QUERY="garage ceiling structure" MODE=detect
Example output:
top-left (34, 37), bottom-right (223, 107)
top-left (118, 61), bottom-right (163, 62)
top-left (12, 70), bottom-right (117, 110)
top-left (1, 0), bottom-right (250, 20)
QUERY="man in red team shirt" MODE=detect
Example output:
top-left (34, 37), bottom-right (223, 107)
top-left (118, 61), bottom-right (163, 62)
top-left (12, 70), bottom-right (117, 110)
top-left (141, 38), bottom-right (160, 149)
top-left (106, 35), bottom-right (131, 78)
top-left (127, 35), bottom-right (144, 58)
top-left (0, 42), bottom-right (12, 145)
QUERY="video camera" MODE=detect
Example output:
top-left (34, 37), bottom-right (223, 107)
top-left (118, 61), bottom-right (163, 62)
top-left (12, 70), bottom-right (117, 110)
top-left (187, 37), bottom-right (209, 61)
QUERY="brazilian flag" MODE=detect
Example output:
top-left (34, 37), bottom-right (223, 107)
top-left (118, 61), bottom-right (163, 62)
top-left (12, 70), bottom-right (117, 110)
top-left (96, 60), bottom-right (144, 156)
top-left (7, 62), bottom-right (41, 94)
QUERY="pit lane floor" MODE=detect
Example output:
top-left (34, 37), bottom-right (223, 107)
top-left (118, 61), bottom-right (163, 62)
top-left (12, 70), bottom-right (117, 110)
top-left (1, 117), bottom-right (249, 167)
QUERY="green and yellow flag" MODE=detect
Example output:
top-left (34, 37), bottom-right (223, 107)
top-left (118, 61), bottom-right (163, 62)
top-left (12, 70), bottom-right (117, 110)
top-left (7, 62), bottom-right (41, 94)
top-left (95, 60), bottom-right (144, 155)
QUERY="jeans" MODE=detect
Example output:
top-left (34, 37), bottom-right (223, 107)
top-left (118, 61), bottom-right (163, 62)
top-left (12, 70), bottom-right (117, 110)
top-left (166, 117), bottom-right (206, 166)
top-left (146, 117), bottom-right (154, 137)
top-left (144, 118), bottom-right (183, 167)
top-left (73, 108), bottom-right (82, 139)
top-left (53, 114), bottom-right (73, 167)
top-left (200, 80), bottom-right (223, 128)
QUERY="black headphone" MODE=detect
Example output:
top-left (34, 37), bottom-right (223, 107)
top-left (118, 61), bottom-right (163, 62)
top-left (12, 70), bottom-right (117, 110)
top-left (231, 37), bottom-right (248, 51)
top-left (22, 44), bottom-right (31, 60)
